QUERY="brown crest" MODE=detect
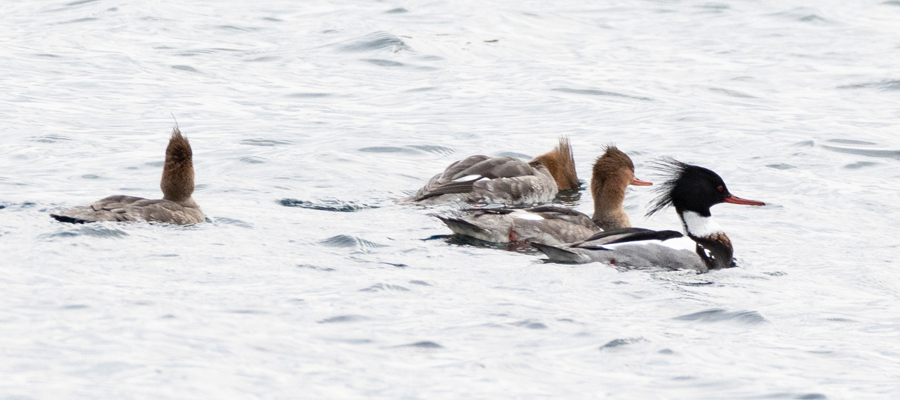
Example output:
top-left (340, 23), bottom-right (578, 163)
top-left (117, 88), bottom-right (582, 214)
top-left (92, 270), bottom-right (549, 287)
top-left (160, 128), bottom-right (195, 202)
top-left (532, 137), bottom-right (579, 190)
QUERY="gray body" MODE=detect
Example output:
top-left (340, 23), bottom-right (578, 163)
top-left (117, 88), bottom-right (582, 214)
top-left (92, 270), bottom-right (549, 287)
top-left (402, 155), bottom-right (559, 206)
top-left (51, 128), bottom-right (204, 226)
top-left (534, 240), bottom-right (707, 273)
top-left (51, 195), bottom-right (204, 225)
top-left (437, 145), bottom-right (648, 245)
top-left (439, 206), bottom-right (598, 245)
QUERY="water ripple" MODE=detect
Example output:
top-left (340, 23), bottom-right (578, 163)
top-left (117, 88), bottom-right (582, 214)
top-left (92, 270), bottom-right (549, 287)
top-left (552, 88), bottom-right (653, 101)
top-left (362, 59), bottom-right (405, 67)
top-left (337, 31), bottom-right (410, 53)
top-left (837, 80), bottom-right (900, 91)
top-left (320, 235), bottom-right (385, 253)
top-left (241, 139), bottom-right (292, 147)
top-left (512, 320), bottom-right (548, 329)
top-left (673, 309), bottom-right (767, 324)
top-left (599, 337), bottom-right (646, 350)
top-left (819, 142), bottom-right (900, 160)
top-left (359, 283), bottom-right (410, 292)
top-left (45, 225), bottom-right (129, 239)
top-left (395, 341), bottom-right (443, 349)
top-left (279, 198), bottom-right (377, 212)
top-left (318, 315), bottom-right (369, 323)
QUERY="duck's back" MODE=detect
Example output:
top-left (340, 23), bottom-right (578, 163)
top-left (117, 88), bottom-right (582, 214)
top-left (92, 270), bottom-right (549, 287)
top-left (405, 155), bottom-right (557, 205)
top-left (51, 195), bottom-right (204, 225)
top-left (439, 206), bottom-right (598, 245)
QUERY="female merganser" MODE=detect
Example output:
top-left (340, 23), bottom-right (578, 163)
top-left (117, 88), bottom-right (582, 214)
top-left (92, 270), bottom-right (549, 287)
top-left (51, 128), bottom-right (204, 225)
top-left (532, 159), bottom-right (765, 272)
top-left (400, 137), bottom-right (579, 206)
top-left (437, 146), bottom-right (651, 245)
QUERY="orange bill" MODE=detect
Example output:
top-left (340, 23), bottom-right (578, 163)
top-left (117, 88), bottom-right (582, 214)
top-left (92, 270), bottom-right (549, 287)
top-left (630, 177), bottom-right (652, 186)
top-left (724, 194), bottom-right (765, 206)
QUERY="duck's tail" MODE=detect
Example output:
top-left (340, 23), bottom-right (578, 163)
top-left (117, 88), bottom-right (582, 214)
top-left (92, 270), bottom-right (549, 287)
top-left (436, 215), bottom-right (492, 240)
top-left (49, 213), bottom-right (89, 224)
top-left (531, 242), bottom-right (585, 263)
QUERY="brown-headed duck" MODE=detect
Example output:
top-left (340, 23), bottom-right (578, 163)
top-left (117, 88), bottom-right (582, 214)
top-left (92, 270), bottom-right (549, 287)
top-left (51, 128), bottom-right (204, 225)
top-left (400, 137), bottom-right (579, 206)
top-left (438, 145), bottom-right (651, 245)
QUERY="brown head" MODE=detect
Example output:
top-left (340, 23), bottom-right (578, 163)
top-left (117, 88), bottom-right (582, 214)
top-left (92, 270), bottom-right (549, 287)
top-left (160, 128), bottom-right (195, 202)
top-left (590, 145), bottom-right (651, 229)
top-left (531, 137), bottom-right (579, 191)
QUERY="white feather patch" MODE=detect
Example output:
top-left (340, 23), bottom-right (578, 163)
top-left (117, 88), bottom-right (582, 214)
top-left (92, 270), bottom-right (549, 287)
top-left (603, 235), bottom-right (696, 252)
top-left (681, 211), bottom-right (724, 238)
top-left (512, 211), bottom-right (544, 221)
top-left (453, 174), bottom-right (483, 182)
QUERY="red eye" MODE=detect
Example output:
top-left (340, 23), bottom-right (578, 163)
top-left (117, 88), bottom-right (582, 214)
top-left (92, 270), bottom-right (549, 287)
top-left (717, 186), bottom-right (724, 192)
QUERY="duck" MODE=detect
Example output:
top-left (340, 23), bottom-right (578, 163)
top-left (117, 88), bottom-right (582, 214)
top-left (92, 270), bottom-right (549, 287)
top-left (50, 127), bottom-right (204, 225)
top-left (532, 159), bottom-right (765, 272)
top-left (437, 145), bottom-right (652, 245)
top-left (399, 137), bottom-right (579, 206)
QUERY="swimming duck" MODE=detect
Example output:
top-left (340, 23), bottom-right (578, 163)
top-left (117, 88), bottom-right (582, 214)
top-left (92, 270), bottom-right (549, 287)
top-left (532, 159), bottom-right (765, 272)
top-left (437, 145), bottom-right (651, 245)
top-left (51, 128), bottom-right (204, 225)
top-left (400, 137), bottom-right (579, 206)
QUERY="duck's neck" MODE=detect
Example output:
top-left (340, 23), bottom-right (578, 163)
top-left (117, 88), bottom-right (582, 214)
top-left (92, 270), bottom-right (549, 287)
top-left (161, 162), bottom-right (194, 204)
top-left (591, 174), bottom-right (630, 230)
top-left (678, 210), bottom-right (734, 269)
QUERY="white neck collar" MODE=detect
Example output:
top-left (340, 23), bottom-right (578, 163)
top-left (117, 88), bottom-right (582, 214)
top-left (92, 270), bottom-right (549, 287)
top-left (680, 211), bottom-right (724, 238)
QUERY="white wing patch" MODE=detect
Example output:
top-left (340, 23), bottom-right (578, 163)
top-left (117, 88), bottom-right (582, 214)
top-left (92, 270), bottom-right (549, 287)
top-left (660, 236), bottom-right (697, 251)
top-left (512, 211), bottom-right (544, 221)
top-left (602, 235), bottom-right (695, 252)
top-left (453, 175), bottom-right (483, 182)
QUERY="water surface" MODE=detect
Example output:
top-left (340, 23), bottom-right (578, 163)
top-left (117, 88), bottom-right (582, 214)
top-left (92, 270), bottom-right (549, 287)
top-left (1, 0), bottom-right (899, 398)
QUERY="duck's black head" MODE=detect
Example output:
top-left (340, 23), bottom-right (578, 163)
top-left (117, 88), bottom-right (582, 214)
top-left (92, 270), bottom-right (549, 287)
top-left (646, 158), bottom-right (764, 217)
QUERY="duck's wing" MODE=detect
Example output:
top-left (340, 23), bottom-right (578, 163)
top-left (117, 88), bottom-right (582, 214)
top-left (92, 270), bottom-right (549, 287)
top-left (447, 156), bottom-right (539, 180)
top-left (409, 156), bottom-right (544, 203)
top-left (532, 227), bottom-right (705, 271)
top-left (437, 205), bottom-right (598, 245)
top-left (573, 228), bottom-right (684, 249)
top-left (519, 206), bottom-right (597, 230)
top-left (51, 195), bottom-right (204, 225)
top-left (128, 199), bottom-right (204, 224)
top-left (51, 195), bottom-right (146, 223)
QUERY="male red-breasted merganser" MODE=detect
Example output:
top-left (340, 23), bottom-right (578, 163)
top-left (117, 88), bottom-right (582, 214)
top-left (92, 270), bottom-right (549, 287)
top-left (437, 146), bottom-right (651, 245)
top-left (400, 137), bottom-right (579, 206)
top-left (51, 128), bottom-right (204, 225)
top-left (532, 159), bottom-right (765, 272)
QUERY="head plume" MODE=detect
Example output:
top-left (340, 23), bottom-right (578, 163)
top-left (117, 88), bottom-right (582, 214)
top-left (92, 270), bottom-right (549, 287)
top-left (532, 136), bottom-right (579, 190)
top-left (646, 158), bottom-right (731, 217)
top-left (592, 144), bottom-right (634, 179)
top-left (646, 158), bottom-right (693, 217)
top-left (161, 127), bottom-right (195, 202)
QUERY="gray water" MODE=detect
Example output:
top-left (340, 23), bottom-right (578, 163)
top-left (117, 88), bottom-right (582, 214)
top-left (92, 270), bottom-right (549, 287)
top-left (2, 0), bottom-right (900, 398)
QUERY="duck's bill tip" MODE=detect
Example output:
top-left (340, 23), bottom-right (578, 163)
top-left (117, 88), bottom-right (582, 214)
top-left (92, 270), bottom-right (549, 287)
top-left (631, 177), bottom-right (653, 186)
top-left (724, 195), bottom-right (765, 206)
